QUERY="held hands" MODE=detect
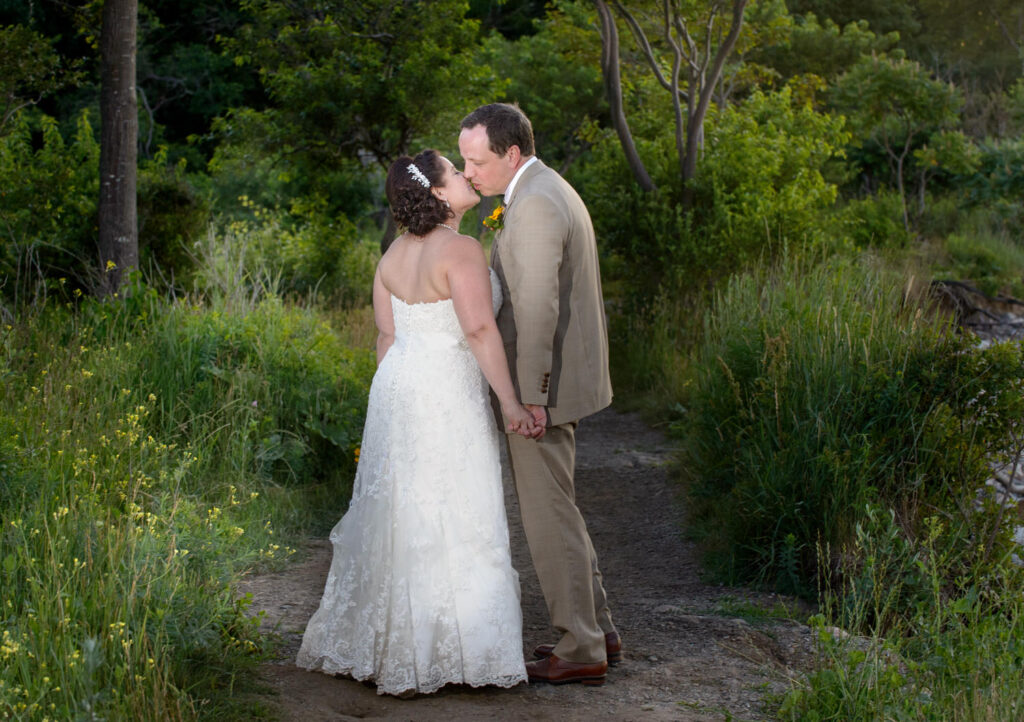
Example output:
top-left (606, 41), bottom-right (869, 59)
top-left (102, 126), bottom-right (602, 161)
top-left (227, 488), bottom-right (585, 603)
top-left (523, 404), bottom-right (547, 439)
top-left (503, 400), bottom-right (546, 439)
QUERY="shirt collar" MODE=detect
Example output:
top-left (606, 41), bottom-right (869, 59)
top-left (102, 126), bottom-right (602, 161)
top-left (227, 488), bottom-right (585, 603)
top-left (503, 156), bottom-right (539, 205)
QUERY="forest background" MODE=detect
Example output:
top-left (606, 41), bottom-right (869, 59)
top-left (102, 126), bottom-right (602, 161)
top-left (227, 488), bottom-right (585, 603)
top-left (2, 0), bottom-right (1024, 719)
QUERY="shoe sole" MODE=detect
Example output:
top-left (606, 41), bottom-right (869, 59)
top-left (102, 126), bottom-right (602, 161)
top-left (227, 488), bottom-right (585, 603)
top-left (533, 650), bottom-right (622, 667)
top-left (528, 675), bottom-right (606, 686)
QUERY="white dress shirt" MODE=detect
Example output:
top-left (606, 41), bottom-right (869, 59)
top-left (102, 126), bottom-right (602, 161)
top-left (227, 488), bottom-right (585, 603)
top-left (503, 156), bottom-right (539, 205)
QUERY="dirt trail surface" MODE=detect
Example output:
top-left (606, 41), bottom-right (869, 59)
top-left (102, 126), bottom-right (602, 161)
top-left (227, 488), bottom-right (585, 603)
top-left (238, 407), bottom-right (817, 721)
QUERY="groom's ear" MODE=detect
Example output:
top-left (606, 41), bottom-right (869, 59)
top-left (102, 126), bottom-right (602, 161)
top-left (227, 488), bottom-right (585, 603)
top-left (506, 145), bottom-right (521, 166)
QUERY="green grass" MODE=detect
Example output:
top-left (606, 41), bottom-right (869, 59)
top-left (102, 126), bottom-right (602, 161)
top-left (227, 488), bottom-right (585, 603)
top-left (673, 253), bottom-right (1023, 597)
top-left (0, 280), bottom-right (373, 719)
top-left (705, 596), bottom-right (810, 624)
top-left (780, 509), bottom-right (1024, 720)
top-left (940, 228), bottom-right (1024, 298)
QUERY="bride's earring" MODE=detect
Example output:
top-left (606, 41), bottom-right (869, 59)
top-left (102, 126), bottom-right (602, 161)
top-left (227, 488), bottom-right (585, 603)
top-left (443, 199), bottom-right (450, 209)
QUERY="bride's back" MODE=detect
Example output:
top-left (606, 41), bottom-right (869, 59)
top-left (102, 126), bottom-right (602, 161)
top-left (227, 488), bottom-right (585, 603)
top-left (378, 232), bottom-right (456, 304)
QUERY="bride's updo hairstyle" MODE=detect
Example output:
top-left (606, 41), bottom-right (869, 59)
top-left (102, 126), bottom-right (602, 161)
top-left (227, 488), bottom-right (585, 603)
top-left (385, 149), bottom-right (452, 236)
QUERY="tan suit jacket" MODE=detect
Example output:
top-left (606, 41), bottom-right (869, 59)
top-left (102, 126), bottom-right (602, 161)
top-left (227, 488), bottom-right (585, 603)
top-left (490, 159), bottom-right (612, 426)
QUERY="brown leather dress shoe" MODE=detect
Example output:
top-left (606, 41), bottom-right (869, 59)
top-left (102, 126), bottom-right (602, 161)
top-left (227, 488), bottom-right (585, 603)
top-left (533, 631), bottom-right (623, 666)
top-left (526, 654), bottom-right (607, 686)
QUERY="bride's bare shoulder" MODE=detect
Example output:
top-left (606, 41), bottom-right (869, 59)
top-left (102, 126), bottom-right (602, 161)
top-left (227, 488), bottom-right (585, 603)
top-left (439, 231), bottom-right (483, 256)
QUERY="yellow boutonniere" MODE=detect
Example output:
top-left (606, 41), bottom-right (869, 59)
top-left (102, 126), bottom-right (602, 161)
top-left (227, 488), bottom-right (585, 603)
top-left (483, 204), bottom-right (505, 231)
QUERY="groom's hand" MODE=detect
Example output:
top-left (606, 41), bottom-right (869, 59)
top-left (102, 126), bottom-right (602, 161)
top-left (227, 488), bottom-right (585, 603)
top-left (524, 404), bottom-right (547, 439)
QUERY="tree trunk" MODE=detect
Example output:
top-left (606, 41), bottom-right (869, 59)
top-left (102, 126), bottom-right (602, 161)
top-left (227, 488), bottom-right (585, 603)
top-left (896, 153), bottom-right (909, 232)
top-left (593, 0), bottom-right (656, 192)
top-left (98, 0), bottom-right (139, 296)
top-left (680, 0), bottom-right (749, 211)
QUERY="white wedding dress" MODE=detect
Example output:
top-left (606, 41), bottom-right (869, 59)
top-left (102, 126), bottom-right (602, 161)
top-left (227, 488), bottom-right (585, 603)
top-left (295, 269), bottom-right (527, 696)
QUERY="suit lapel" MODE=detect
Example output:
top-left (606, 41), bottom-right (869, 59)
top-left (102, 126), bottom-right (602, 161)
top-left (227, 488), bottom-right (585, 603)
top-left (504, 158), bottom-right (546, 210)
top-left (493, 159), bottom-right (546, 265)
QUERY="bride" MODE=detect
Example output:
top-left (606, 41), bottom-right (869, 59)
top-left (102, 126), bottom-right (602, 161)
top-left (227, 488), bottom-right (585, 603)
top-left (295, 149), bottom-right (540, 697)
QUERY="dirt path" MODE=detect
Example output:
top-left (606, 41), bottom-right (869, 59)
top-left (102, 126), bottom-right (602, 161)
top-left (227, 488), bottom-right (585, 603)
top-left (238, 407), bottom-right (817, 721)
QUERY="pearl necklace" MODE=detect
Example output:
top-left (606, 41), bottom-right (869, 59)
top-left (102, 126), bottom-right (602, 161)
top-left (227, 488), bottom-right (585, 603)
top-left (438, 223), bottom-right (458, 232)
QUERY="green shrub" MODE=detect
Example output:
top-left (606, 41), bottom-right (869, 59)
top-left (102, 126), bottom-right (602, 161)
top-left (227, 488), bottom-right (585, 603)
top-left (692, 87), bottom-right (849, 266)
top-left (137, 149), bottom-right (211, 288)
top-left (832, 190), bottom-right (913, 250)
top-left (915, 192), bottom-right (963, 241)
top-left (952, 138), bottom-right (1024, 238)
top-left (584, 87), bottom-right (847, 304)
top-left (676, 253), bottom-right (1024, 596)
top-left (0, 110), bottom-right (98, 300)
top-left (958, 138), bottom-right (1024, 207)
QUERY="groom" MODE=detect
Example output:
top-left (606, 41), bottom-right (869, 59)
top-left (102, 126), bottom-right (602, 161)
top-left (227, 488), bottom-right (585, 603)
top-left (459, 103), bottom-right (619, 686)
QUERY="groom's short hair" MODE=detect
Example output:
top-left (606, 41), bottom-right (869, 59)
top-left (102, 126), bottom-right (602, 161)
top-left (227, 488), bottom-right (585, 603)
top-left (461, 103), bottom-right (535, 158)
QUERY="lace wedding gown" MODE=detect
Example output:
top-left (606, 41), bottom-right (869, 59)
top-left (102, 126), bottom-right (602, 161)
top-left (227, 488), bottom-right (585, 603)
top-left (295, 270), bottom-right (527, 696)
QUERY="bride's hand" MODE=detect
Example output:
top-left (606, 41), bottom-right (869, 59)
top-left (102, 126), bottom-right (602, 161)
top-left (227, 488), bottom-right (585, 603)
top-left (503, 401), bottom-right (543, 439)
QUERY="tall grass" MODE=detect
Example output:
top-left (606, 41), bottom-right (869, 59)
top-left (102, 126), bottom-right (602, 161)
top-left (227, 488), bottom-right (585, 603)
top-left (0, 248), bottom-right (374, 718)
top-left (676, 254), bottom-right (1024, 595)
top-left (607, 289), bottom-right (697, 413)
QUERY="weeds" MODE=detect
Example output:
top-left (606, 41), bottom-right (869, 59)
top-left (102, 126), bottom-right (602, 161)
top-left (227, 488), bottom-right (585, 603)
top-left (0, 272), bottom-right (373, 718)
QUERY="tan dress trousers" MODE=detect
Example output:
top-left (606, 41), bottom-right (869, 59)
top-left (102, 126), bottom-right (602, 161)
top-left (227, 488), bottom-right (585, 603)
top-left (506, 421), bottom-right (614, 663)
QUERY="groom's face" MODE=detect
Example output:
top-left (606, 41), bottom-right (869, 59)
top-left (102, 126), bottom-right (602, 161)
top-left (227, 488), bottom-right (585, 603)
top-left (459, 124), bottom-right (517, 198)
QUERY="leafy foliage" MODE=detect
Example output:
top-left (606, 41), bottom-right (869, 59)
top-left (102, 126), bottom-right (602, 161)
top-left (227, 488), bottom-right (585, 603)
top-left (754, 12), bottom-right (901, 85)
top-left (134, 0), bottom-right (260, 163)
top-left (0, 111), bottom-right (99, 298)
top-left (0, 24), bottom-right (75, 136)
top-left (137, 149), bottom-right (211, 285)
top-left (832, 54), bottom-right (963, 227)
top-left (588, 86), bottom-right (847, 298)
top-left (226, 0), bottom-right (491, 171)
top-left (479, 0), bottom-right (605, 172)
top-left (953, 138), bottom-right (1024, 236)
top-left (693, 87), bottom-right (848, 260)
top-left (0, 111), bottom-right (213, 301)
top-left (831, 190), bottom-right (913, 250)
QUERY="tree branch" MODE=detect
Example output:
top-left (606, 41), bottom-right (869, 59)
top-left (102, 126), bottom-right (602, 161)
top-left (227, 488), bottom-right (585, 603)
top-left (136, 85), bottom-right (155, 158)
top-left (680, 0), bottom-right (748, 208)
top-left (0, 95), bottom-right (43, 137)
top-left (612, 1), bottom-right (688, 101)
top-left (593, 0), bottom-right (656, 191)
top-left (989, 9), bottom-right (1022, 52)
top-left (663, 0), bottom-right (686, 165)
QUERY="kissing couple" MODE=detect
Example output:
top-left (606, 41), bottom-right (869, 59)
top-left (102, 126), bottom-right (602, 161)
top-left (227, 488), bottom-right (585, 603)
top-left (295, 103), bottom-right (620, 696)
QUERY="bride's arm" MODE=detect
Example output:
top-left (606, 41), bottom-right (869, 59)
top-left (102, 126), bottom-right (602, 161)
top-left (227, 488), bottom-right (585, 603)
top-left (447, 238), bottom-right (539, 437)
top-left (372, 266), bottom-right (395, 365)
